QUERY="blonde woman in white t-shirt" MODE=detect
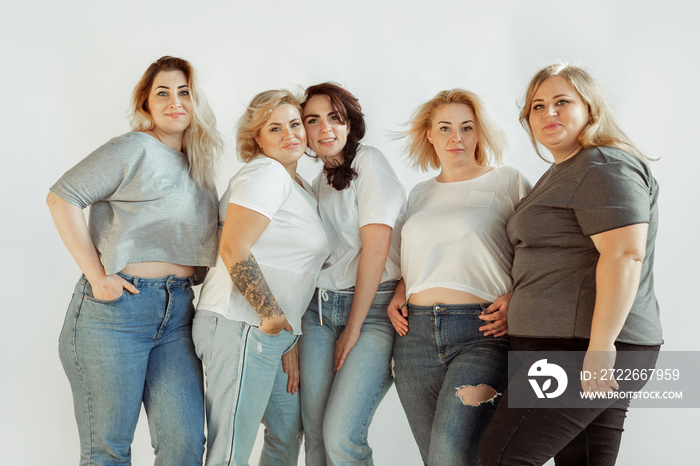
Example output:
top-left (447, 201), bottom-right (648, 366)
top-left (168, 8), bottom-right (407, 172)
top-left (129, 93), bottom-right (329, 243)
top-left (388, 89), bottom-right (531, 465)
top-left (298, 83), bottom-right (406, 465)
top-left (192, 89), bottom-right (329, 466)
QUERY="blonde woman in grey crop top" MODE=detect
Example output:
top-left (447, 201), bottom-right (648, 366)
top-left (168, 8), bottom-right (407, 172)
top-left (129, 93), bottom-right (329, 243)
top-left (46, 56), bottom-right (222, 466)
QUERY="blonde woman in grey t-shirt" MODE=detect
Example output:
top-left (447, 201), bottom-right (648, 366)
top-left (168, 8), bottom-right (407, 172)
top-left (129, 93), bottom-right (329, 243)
top-left (47, 56), bottom-right (222, 465)
top-left (480, 63), bottom-right (662, 466)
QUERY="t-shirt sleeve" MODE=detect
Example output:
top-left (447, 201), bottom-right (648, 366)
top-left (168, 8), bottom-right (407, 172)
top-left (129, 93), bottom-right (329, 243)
top-left (49, 138), bottom-right (130, 209)
top-left (355, 148), bottom-right (406, 228)
top-left (571, 161), bottom-right (652, 236)
top-left (227, 159), bottom-right (291, 220)
top-left (505, 167), bottom-right (532, 205)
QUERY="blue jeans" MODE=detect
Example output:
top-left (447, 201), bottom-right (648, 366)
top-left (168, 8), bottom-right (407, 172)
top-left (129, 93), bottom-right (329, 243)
top-left (298, 281), bottom-right (396, 466)
top-left (393, 303), bottom-right (510, 465)
top-left (192, 310), bottom-right (302, 466)
top-left (59, 274), bottom-right (205, 466)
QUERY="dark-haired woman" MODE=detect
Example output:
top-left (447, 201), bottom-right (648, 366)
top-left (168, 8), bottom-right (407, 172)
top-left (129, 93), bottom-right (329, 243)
top-left (298, 83), bottom-right (405, 465)
top-left (47, 56), bottom-right (221, 465)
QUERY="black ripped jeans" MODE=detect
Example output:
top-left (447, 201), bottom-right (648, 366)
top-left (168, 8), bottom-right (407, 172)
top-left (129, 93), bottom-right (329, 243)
top-left (478, 337), bottom-right (660, 466)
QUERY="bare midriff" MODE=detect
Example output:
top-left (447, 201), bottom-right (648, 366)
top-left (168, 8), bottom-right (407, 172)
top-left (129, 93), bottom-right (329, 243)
top-left (121, 261), bottom-right (195, 278)
top-left (409, 287), bottom-right (488, 306)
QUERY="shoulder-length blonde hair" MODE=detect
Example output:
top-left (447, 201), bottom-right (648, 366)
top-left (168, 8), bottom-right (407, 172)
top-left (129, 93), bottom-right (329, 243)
top-left (236, 89), bottom-right (302, 163)
top-left (129, 56), bottom-right (222, 188)
top-left (402, 89), bottom-right (507, 171)
top-left (520, 62), bottom-right (650, 162)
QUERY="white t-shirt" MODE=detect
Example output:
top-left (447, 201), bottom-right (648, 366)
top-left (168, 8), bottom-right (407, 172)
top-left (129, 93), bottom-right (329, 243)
top-left (197, 156), bottom-right (330, 334)
top-left (313, 145), bottom-right (405, 291)
top-left (401, 166), bottom-right (530, 302)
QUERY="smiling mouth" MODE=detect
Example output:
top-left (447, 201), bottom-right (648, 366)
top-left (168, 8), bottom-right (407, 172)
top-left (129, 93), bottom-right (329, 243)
top-left (283, 142), bottom-right (300, 150)
top-left (166, 113), bottom-right (186, 118)
top-left (319, 138), bottom-right (336, 144)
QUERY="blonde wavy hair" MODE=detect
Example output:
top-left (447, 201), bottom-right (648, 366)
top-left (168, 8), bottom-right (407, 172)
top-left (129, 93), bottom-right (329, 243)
top-left (402, 89), bottom-right (507, 171)
top-left (236, 89), bottom-right (302, 163)
top-left (129, 56), bottom-right (222, 188)
top-left (520, 62), bottom-right (650, 162)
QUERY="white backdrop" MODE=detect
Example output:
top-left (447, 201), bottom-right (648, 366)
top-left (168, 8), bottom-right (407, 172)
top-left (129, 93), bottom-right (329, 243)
top-left (2, 0), bottom-right (698, 464)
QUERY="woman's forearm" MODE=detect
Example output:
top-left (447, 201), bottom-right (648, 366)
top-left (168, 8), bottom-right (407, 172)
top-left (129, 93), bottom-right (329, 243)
top-left (227, 253), bottom-right (284, 319)
top-left (219, 203), bottom-right (284, 321)
top-left (46, 191), bottom-right (106, 281)
top-left (588, 253), bottom-right (643, 349)
top-left (588, 223), bottom-right (648, 350)
top-left (345, 224), bottom-right (393, 331)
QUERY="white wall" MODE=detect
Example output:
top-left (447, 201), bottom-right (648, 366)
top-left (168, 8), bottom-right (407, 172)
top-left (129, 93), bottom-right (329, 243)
top-left (2, 0), bottom-right (697, 464)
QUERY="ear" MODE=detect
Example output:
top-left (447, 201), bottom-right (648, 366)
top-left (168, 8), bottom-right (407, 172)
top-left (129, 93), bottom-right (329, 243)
top-left (426, 129), bottom-right (433, 145)
top-left (254, 136), bottom-right (261, 148)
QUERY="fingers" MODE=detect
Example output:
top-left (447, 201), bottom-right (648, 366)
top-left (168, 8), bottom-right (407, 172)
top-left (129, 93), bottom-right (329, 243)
top-left (388, 309), bottom-right (409, 336)
top-left (119, 277), bottom-right (140, 294)
top-left (479, 309), bottom-right (507, 336)
top-left (334, 347), bottom-right (348, 372)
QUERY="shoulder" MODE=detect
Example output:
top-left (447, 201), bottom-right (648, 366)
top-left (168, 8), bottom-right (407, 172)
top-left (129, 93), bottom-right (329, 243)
top-left (237, 155), bottom-right (289, 179)
top-left (493, 165), bottom-right (525, 181)
top-left (577, 146), bottom-right (654, 186)
top-left (407, 178), bottom-right (435, 201)
top-left (352, 145), bottom-right (392, 172)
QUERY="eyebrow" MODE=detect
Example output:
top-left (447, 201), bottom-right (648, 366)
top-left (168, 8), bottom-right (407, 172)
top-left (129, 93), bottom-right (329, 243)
top-left (532, 93), bottom-right (570, 102)
top-left (154, 84), bottom-right (189, 90)
top-left (266, 118), bottom-right (300, 127)
top-left (437, 120), bottom-right (474, 125)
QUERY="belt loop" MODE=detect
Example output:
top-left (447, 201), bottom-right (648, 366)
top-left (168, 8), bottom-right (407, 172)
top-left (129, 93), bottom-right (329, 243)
top-left (132, 276), bottom-right (139, 288)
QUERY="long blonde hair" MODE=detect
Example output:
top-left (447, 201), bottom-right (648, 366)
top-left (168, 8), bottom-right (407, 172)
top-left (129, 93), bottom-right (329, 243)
top-left (129, 56), bottom-right (222, 188)
top-left (520, 62), bottom-right (650, 162)
top-left (402, 89), bottom-right (507, 171)
top-left (236, 89), bottom-right (302, 162)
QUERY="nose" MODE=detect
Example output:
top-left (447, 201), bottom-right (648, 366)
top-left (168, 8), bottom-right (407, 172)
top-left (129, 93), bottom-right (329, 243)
top-left (321, 119), bottom-right (332, 133)
top-left (283, 126), bottom-right (295, 139)
top-left (546, 103), bottom-right (558, 116)
top-left (169, 93), bottom-right (182, 108)
top-left (451, 131), bottom-right (462, 143)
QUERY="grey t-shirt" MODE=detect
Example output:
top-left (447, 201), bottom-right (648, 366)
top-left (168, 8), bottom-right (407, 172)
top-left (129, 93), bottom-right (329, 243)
top-left (50, 132), bottom-right (218, 283)
top-left (506, 146), bottom-right (661, 345)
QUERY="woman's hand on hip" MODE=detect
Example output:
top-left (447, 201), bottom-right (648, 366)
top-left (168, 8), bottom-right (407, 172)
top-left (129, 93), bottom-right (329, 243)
top-left (259, 314), bottom-right (291, 335)
top-left (478, 292), bottom-right (511, 337)
top-left (387, 294), bottom-right (409, 336)
top-left (90, 274), bottom-right (139, 301)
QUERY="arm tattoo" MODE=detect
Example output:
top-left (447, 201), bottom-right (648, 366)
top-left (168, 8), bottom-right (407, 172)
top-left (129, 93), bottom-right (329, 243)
top-left (229, 254), bottom-right (284, 319)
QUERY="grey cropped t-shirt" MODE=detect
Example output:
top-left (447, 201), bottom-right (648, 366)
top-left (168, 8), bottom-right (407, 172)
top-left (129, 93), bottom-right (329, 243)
top-left (50, 132), bottom-right (219, 283)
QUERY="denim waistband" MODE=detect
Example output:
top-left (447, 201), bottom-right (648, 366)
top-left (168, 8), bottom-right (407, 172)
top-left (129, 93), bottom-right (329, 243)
top-left (315, 279), bottom-right (399, 326)
top-left (81, 272), bottom-right (194, 288)
top-left (407, 302), bottom-right (491, 315)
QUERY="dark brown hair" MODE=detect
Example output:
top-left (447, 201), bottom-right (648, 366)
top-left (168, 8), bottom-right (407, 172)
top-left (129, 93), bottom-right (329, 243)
top-left (301, 83), bottom-right (366, 190)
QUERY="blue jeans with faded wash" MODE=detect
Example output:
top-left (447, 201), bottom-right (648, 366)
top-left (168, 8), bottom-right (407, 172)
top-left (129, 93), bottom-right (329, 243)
top-left (298, 281), bottom-right (397, 466)
top-left (393, 302), bottom-right (510, 465)
top-left (59, 273), bottom-right (205, 466)
top-left (192, 309), bottom-right (302, 466)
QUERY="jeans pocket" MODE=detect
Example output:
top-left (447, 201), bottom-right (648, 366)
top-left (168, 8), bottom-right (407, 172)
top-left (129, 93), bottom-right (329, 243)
top-left (83, 280), bottom-right (128, 305)
top-left (192, 315), bottom-right (217, 366)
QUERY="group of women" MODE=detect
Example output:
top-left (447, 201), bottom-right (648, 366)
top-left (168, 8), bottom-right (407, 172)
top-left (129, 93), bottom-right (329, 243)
top-left (48, 55), bottom-right (662, 466)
